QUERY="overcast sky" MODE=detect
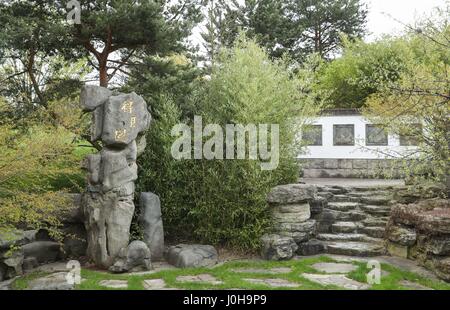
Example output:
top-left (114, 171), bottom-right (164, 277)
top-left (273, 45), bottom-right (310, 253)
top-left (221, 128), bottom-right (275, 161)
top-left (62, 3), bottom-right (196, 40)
top-left (364, 0), bottom-right (446, 40)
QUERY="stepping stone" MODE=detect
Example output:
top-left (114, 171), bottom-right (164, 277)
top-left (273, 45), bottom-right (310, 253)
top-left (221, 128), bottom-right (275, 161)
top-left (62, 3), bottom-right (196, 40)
top-left (176, 274), bottom-right (223, 285)
top-left (327, 202), bottom-right (359, 211)
top-left (244, 278), bottom-right (300, 288)
top-left (312, 262), bottom-right (358, 274)
top-left (331, 222), bottom-right (357, 233)
top-left (231, 267), bottom-right (292, 274)
top-left (399, 280), bottom-right (433, 290)
top-left (143, 279), bottom-right (167, 290)
top-left (99, 280), bottom-right (128, 289)
top-left (325, 241), bottom-right (384, 256)
top-left (302, 273), bottom-right (369, 290)
top-left (27, 272), bottom-right (74, 290)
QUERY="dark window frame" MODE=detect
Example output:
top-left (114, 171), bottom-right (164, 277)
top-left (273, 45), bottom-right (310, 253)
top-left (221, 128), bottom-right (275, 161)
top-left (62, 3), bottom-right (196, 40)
top-left (303, 125), bottom-right (323, 146)
top-left (366, 124), bottom-right (388, 146)
top-left (333, 124), bottom-right (355, 146)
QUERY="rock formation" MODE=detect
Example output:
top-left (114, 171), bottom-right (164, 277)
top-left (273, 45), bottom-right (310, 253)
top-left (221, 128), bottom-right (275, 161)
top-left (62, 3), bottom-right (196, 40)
top-left (80, 85), bottom-right (151, 268)
top-left (139, 192), bottom-right (164, 261)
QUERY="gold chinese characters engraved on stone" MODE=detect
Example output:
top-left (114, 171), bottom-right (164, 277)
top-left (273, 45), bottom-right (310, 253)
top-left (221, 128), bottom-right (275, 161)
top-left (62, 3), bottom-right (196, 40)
top-left (115, 129), bottom-right (127, 142)
top-left (121, 100), bottom-right (134, 114)
top-left (130, 116), bottom-right (136, 128)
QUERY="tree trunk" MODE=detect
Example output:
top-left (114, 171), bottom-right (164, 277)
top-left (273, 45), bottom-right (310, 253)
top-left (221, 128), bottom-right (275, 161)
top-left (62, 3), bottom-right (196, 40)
top-left (27, 50), bottom-right (46, 107)
top-left (99, 61), bottom-right (108, 88)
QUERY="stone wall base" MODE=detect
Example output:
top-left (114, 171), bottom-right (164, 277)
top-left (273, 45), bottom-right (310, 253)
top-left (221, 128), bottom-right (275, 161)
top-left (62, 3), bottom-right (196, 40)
top-left (299, 158), bottom-right (406, 179)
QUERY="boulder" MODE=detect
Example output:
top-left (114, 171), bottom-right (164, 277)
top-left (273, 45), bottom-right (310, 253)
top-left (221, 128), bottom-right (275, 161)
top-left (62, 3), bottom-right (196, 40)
top-left (80, 85), bottom-right (112, 112)
top-left (109, 241), bottom-right (152, 273)
top-left (101, 93), bottom-right (151, 147)
top-left (433, 257), bottom-right (450, 282)
top-left (0, 230), bottom-right (36, 251)
top-left (1, 250), bottom-right (24, 279)
top-left (22, 257), bottom-right (39, 271)
top-left (386, 224), bottom-right (416, 246)
top-left (297, 239), bottom-right (325, 256)
top-left (267, 184), bottom-right (317, 205)
top-left (272, 204), bottom-right (311, 223)
top-left (165, 244), bottom-right (218, 268)
top-left (260, 234), bottom-right (298, 261)
top-left (83, 191), bottom-right (135, 268)
top-left (422, 236), bottom-right (450, 255)
top-left (100, 143), bottom-right (138, 192)
top-left (139, 192), bottom-right (164, 261)
top-left (22, 241), bottom-right (61, 263)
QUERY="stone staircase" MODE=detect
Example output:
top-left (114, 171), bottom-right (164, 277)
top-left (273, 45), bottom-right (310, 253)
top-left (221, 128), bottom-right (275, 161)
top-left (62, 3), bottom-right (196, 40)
top-left (311, 185), bottom-right (395, 256)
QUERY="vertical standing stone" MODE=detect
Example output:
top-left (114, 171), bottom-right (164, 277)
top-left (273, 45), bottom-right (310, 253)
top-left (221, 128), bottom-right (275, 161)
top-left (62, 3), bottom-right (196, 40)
top-left (139, 192), bottom-right (164, 261)
top-left (80, 85), bottom-right (151, 268)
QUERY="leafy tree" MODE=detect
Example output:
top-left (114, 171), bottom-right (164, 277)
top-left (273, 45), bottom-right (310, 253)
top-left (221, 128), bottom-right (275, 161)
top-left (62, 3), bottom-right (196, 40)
top-left (62, 0), bottom-right (203, 87)
top-left (0, 1), bottom-right (77, 108)
top-left (214, 0), bottom-right (367, 60)
top-left (0, 0), bottom-right (203, 89)
top-left (364, 6), bottom-right (450, 191)
top-left (316, 36), bottom-right (407, 108)
top-left (137, 37), bottom-right (320, 249)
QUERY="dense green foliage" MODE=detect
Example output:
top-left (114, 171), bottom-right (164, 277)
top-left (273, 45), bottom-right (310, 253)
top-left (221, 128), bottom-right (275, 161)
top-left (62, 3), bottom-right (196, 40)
top-left (363, 7), bottom-right (450, 189)
top-left (0, 98), bottom-right (92, 239)
top-left (315, 36), bottom-right (407, 108)
top-left (136, 38), bottom-right (319, 249)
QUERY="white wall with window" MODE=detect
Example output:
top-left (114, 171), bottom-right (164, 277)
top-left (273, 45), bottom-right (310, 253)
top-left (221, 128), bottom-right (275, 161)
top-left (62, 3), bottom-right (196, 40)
top-left (298, 113), bottom-right (419, 160)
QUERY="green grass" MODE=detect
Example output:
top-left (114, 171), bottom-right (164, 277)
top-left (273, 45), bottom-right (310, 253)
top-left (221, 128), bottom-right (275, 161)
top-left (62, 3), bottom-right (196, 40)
top-left (12, 255), bottom-right (450, 290)
top-left (70, 256), bottom-right (450, 290)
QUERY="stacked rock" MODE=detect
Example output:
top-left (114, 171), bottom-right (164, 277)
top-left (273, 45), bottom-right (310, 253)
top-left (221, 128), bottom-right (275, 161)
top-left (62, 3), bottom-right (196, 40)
top-left (387, 198), bottom-right (450, 281)
top-left (261, 184), bottom-right (317, 260)
top-left (80, 85), bottom-right (151, 269)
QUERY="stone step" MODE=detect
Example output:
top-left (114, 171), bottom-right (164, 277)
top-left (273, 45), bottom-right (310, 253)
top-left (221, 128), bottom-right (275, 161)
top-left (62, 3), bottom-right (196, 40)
top-left (360, 205), bottom-right (391, 217)
top-left (360, 196), bottom-right (392, 206)
top-left (317, 233), bottom-right (370, 242)
top-left (347, 191), bottom-right (391, 198)
top-left (326, 202), bottom-right (360, 212)
top-left (361, 217), bottom-right (388, 227)
top-left (360, 226), bottom-right (386, 239)
top-left (331, 222), bottom-right (358, 233)
top-left (323, 241), bottom-right (385, 257)
top-left (329, 195), bottom-right (360, 203)
top-left (350, 186), bottom-right (393, 192)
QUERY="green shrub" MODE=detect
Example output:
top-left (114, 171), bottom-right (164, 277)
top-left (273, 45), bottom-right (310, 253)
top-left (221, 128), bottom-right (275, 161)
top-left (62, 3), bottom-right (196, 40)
top-left (137, 37), bottom-right (319, 250)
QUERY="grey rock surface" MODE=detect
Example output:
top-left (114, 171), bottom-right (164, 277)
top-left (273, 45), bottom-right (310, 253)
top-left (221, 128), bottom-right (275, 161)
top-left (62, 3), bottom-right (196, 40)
top-left (27, 272), bottom-right (74, 290)
top-left (22, 241), bottom-right (61, 263)
top-left (165, 244), bottom-right (218, 268)
top-left (267, 184), bottom-right (317, 205)
top-left (83, 192), bottom-right (135, 268)
top-left (81, 86), bottom-right (152, 269)
top-left (139, 192), bottom-right (164, 261)
top-left (101, 93), bottom-right (151, 147)
top-left (297, 239), bottom-right (325, 256)
top-left (260, 234), bottom-right (298, 261)
top-left (109, 241), bottom-right (152, 273)
top-left (80, 85), bottom-right (112, 112)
